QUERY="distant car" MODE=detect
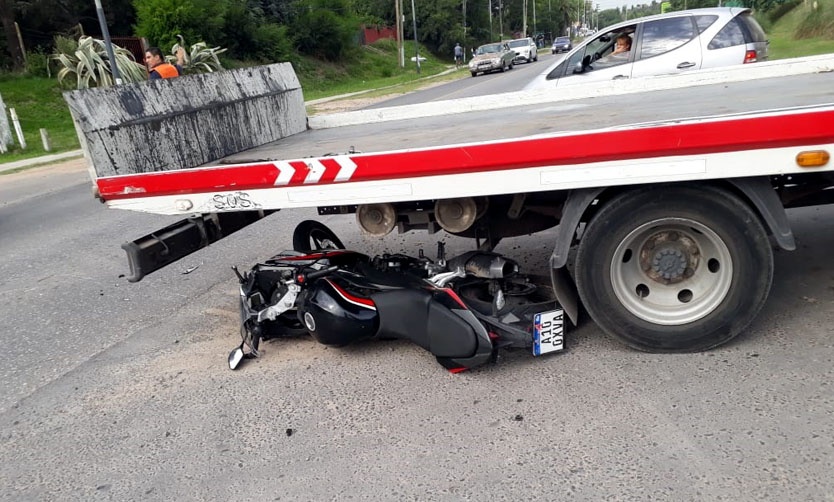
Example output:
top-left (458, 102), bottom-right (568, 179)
top-left (469, 42), bottom-right (516, 76)
top-left (508, 37), bottom-right (539, 63)
top-left (526, 7), bottom-right (769, 90)
top-left (552, 36), bottom-right (572, 54)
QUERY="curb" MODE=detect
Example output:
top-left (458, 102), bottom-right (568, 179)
top-left (0, 149), bottom-right (84, 174)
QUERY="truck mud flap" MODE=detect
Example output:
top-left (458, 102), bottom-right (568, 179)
top-left (121, 210), bottom-right (276, 282)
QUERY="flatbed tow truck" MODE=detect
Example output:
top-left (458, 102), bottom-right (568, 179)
top-left (64, 54), bottom-right (834, 354)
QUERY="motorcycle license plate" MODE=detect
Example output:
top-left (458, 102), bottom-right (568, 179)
top-left (533, 309), bottom-right (565, 356)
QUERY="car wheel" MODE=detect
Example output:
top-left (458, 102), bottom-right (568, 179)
top-left (471, 71), bottom-right (477, 77)
top-left (574, 185), bottom-right (773, 353)
top-left (509, 62), bottom-right (514, 70)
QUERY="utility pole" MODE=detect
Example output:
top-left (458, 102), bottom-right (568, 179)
top-left (411, 0), bottom-right (420, 73)
top-left (499, 0), bottom-right (504, 41)
top-left (532, 0), bottom-right (536, 39)
top-left (489, 0), bottom-right (494, 41)
top-left (395, 0), bottom-right (404, 67)
top-left (462, 0), bottom-right (467, 60)
top-left (523, 0), bottom-right (527, 37)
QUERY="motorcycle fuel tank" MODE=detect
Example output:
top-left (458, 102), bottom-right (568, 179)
top-left (299, 277), bottom-right (379, 346)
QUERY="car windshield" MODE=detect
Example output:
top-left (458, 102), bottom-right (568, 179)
top-left (477, 44), bottom-right (503, 54)
top-left (508, 40), bottom-right (529, 48)
top-left (555, 37), bottom-right (570, 43)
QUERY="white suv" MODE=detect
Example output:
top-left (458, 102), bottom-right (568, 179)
top-left (508, 37), bottom-right (538, 64)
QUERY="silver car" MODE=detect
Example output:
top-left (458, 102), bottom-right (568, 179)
top-left (469, 42), bottom-right (515, 76)
top-left (525, 7), bottom-right (768, 90)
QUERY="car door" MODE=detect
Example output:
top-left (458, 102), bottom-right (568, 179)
top-left (551, 27), bottom-right (637, 87)
top-left (631, 15), bottom-right (703, 78)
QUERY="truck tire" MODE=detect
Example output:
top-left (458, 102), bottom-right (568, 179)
top-left (292, 220), bottom-right (345, 252)
top-left (574, 185), bottom-right (773, 352)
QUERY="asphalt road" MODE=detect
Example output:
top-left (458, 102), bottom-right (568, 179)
top-left (1, 71), bottom-right (834, 501)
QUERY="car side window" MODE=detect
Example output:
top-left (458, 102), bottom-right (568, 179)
top-left (708, 18), bottom-right (745, 49)
top-left (694, 15), bottom-right (718, 33)
top-left (640, 17), bottom-right (696, 59)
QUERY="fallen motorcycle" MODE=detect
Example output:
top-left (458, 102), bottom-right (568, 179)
top-left (228, 222), bottom-right (566, 372)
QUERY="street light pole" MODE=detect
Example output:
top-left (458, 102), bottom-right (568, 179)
top-left (94, 0), bottom-right (122, 84)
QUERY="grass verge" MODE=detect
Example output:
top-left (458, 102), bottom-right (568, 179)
top-left (0, 76), bottom-right (79, 163)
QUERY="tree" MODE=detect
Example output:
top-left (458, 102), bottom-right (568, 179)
top-left (0, 0), bottom-right (24, 68)
top-left (290, 0), bottom-right (360, 61)
top-left (134, 0), bottom-right (228, 50)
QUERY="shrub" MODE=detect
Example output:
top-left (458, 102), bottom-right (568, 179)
top-left (768, 0), bottom-right (801, 24)
top-left (24, 50), bottom-right (52, 78)
top-left (169, 36), bottom-right (227, 74)
top-left (795, 3), bottom-right (834, 38)
top-left (50, 36), bottom-right (147, 89)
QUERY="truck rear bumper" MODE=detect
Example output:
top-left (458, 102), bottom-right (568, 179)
top-left (122, 210), bottom-right (276, 282)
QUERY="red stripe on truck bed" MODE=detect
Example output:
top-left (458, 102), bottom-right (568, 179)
top-left (96, 107), bottom-right (834, 201)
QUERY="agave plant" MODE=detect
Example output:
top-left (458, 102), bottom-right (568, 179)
top-left (51, 36), bottom-right (147, 89)
top-left (169, 35), bottom-right (227, 75)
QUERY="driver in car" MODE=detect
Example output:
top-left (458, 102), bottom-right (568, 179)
top-left (611, 34), bottom-right (632, 56)
top-left (597, 34), bottom-right (632, 65)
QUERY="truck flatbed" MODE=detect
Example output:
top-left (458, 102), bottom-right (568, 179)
top-left (218, 72), bottom-right (834, 165)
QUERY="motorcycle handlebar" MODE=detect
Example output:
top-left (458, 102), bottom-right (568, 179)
top-left (304, 265), bottom-right (339, 282)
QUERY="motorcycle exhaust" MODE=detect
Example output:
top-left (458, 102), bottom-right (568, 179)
top-left (446, 251), bottom-right (518, 279)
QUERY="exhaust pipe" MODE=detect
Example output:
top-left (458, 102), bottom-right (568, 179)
top-left (446, 251), bottom-right (518, 279)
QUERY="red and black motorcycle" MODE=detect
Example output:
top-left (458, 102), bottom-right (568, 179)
top-left (229, 221), bottom-right (565, 372)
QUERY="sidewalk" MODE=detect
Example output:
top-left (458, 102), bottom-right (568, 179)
top-left (0, 149), bottom-right (83, 174)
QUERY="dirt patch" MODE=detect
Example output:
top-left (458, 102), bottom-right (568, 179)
top-left (308, 94), bottom-right (406, 115)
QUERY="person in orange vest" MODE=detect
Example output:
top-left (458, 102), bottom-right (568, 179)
top-left (144, 47), bottom-right (185, 80)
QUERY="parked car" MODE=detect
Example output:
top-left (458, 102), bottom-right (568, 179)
top-left (469, 42), bottom-right (516, 76)
top-left (552, 36), bottom-right (573, 54)
top-left (508, 37), bottom-right (539, 63)
top-left (526, 7), bottom-right (768, 90)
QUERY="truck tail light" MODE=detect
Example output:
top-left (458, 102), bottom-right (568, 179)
top-left (796, 150), bottom-right (830, 168)
top-left (743, 50), bottom-right (758, 63)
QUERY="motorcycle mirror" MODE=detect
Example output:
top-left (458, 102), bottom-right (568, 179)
top-left (228, 345), bottom-right (245, 370)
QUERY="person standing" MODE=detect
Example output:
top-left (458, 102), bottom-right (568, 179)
top-left (454, 43), bottom-right (464, 69)
top-left (144, 47), bottom-right (185, 80)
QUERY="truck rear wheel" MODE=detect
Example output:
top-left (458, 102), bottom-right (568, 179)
top-left (574, 185), bottom-right (773, 352)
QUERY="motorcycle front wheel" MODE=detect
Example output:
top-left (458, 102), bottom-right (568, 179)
top-left (292, 220), bottom-right (345, 252)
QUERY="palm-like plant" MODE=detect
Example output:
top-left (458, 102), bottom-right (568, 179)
top-left (51, 36), bottom-right (147, 89)
top-left (169, 35), bottom-right (227, 74)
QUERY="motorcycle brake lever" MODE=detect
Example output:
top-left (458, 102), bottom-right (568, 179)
top-left (429, 267), bottom-right (466, 287)
top-left (302, 265), bottom-right (339, 282)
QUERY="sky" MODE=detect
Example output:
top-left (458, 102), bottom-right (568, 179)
top-left (594, 0), bottom-right (645, 10)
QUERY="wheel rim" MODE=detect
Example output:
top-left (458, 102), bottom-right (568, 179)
top-left (610, 217), bottom-right (733, 325)
top-left (309, 230), bottom-right (340, 250)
